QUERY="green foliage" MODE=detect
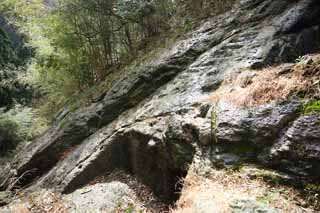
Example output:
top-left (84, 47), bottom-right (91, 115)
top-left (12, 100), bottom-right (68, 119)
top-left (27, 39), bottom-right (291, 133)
top-left (0, 114), bottom-right (20, 154)
top-left (0, 105), bottom-right (48, 154)
top-left (0, 23), bottom-right (34, 109)
top-left (0, 66), bottom-right (34, 108)
top-left (304, 100), bottom-right (320, 114)
top-left (0, 28), bottom-right (12, 65)
top-left (0, 26), bottom-right (16, 68)
top-left (0, 14), bottom-right (32, 66)
top-left (124, 203), bottom-right (135, 213)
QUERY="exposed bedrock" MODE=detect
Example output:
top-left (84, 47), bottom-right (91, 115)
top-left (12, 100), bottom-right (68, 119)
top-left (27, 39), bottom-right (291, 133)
top-left (2, 0), bottom-right (320, 201)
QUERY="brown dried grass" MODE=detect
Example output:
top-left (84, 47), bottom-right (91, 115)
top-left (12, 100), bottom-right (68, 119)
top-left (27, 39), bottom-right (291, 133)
top-left (173, 164), bottom-right (315, 213)
top-left (204, 54), bottom-right (320, 107)
top-left (1, 170), bottom-right (168, 213)
top-left (1, 190), bottom-right (69, 213)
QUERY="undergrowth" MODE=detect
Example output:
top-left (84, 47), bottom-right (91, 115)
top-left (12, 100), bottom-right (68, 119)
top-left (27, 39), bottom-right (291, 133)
top-left (0, 105), bottom-right (48, 155)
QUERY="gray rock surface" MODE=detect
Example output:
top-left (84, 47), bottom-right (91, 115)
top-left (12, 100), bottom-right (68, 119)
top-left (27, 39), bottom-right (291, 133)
top-left (266, 115), bottom-right (320, 177)
top-left (216, 100), bottom-right (302, 144)
top-left (2, 0), bottom-right (320, 205)
top-left (65, 182), bottom-right (134, 213)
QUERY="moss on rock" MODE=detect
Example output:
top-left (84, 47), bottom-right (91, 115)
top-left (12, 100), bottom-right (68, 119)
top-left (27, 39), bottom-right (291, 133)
top-left (304, 100), bottom-right (320, 114)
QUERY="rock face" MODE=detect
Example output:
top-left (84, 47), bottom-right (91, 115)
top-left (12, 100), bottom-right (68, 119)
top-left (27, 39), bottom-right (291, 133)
top-left (2, 0), bottom-right (320, 204)
top-left (266, 115), bottom-right (320, 177)
top-left (210, 100), bottom-right (304, 166)
top-left (65, 182), bottom-right (135, 212)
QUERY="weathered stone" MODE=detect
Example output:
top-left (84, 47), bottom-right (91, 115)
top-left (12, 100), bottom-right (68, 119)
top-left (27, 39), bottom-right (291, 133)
top-left (214, 101), bottom-right (301, 145)
top-left (215, 102), bottom-right (251, 143)
top-left (248, 100), bottom-right (302, 145)
top-left (65, 182), bottom-right (134, 212)
top-left (165, 115), bottom-right (197, 169)
top-left (265, 115), bottom-right (320, 177)
top-left (32, 115), bottom-right (193, 202)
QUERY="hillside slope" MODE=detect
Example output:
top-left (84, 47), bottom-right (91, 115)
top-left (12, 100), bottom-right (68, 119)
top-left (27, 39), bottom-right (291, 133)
top-left (1, 0), bottom-right (320, 212)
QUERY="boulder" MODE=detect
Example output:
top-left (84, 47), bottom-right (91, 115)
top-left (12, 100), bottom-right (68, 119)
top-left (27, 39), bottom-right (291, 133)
top-left (266, 114), bottom-right (320, 177)
top-left (65, 182), bottom-right (135, 212)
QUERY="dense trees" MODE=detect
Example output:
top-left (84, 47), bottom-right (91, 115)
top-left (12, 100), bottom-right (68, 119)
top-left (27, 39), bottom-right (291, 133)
top-left (48, 0), bottom-right (177, 85)
top-left (0, 12), bottom-right (46, 153)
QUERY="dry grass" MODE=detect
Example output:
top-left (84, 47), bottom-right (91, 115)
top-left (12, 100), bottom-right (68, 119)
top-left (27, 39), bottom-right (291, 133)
top-left (204, 54), bottom-right (320, 107)
top-left (1, 170), bottom-right (169, 213)
top-left (0, 190), bottom-right (69, 213)
top-left (172, 164), bottom-right (317, 213)
top-left (2, 168), bottom-right (318, 213)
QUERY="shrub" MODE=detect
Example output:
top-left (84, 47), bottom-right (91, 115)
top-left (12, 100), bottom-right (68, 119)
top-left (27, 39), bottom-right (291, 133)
top-left (0, 115), bottom-right (20, 154)
top-left (0, 105), bottom-right (48, 155)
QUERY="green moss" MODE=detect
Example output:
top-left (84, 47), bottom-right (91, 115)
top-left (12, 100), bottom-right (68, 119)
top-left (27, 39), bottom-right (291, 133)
top-left (304, 100), bottom-right (320, 115)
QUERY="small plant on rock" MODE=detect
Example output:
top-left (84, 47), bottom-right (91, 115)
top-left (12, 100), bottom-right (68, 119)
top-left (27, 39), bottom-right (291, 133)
top-left (304, 100), bottom-right (320, 114)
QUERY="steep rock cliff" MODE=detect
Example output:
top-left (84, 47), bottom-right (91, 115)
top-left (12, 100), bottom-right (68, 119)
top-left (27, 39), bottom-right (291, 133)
top-left (1, 0), bottom-right (320, 208)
